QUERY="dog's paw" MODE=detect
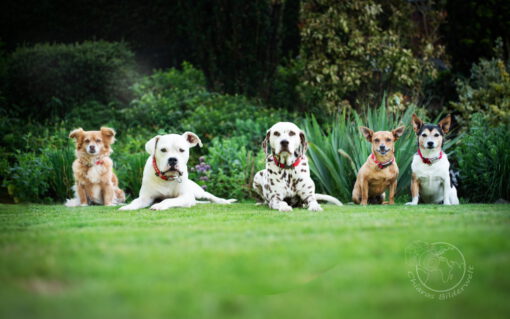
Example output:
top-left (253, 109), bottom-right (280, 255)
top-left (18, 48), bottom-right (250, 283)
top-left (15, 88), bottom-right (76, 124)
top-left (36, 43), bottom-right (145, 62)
top-left (308, 201), bottom-right (323, 212)
top-left (405, 202), bottom-right (417, 206)
top-left (119, 205), bottom-right (136, 211)
top-left (80, 203), bottom-right (88, 207)
top-left (150, 203), bottom-right (168, 211)
top-left (278, 202), bottom-right (293, 212)
top-left (217, 198), bottom-right (237, 205)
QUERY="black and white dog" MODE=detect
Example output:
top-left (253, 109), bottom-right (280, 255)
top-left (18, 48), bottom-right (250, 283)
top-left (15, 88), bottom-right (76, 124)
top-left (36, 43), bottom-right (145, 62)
top-left (253, 122), bottom-right (342, 212)
top-left (406, 114), bottom-right (459, 205)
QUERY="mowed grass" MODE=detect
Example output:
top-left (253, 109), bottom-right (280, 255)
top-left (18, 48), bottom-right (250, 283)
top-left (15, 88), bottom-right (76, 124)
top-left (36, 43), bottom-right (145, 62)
top-left (0, 203), bottom-right (509, 319)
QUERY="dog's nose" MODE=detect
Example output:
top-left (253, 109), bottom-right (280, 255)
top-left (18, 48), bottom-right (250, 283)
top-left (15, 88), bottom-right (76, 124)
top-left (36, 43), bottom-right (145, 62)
top-left (280, 140), bottom-right (289, 147)
top-left (379, 145), bottom-right (385, 151)
top-left (427, 141), bottom-right (434, 147)
top-left (168, 157), bottom-right (178, 166)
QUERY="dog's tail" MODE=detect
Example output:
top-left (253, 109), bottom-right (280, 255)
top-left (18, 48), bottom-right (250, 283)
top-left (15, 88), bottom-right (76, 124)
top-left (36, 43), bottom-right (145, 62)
top-left (315, 194), bottom-right (343, 206)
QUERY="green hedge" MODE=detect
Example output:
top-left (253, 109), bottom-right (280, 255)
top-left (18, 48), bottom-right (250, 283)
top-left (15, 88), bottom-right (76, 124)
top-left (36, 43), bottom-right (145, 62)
top-left (2, 41), bottom-right (138, 120)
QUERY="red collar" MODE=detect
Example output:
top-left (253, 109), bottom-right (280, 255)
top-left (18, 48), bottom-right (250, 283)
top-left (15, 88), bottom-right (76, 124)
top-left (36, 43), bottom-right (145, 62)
top-left (273, 156), bottom-right (302, 169)
top-left (95, 160), bottom-right (104, 165)
top-left (152, 156), bottom-right (181, 182)
top-left (371, 153), bottom-right (394, 169)
top-left (417, 148), bottom-right (443, 165)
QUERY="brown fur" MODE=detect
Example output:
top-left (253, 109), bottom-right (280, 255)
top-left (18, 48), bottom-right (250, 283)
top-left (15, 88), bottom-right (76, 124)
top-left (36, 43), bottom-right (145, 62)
top-left (69, 127), bottom-right (125, 206)
top-left (352, 126), bottom-right (405, 205)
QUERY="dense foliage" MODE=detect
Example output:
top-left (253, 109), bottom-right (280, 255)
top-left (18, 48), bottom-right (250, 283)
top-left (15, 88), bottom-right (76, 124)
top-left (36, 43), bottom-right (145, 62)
top-left (455, 114), bottom-right (510, 202)
top-left (1, 41), bottom-right (138, 121)
top-left (299, 0), bottom-right (447, 112)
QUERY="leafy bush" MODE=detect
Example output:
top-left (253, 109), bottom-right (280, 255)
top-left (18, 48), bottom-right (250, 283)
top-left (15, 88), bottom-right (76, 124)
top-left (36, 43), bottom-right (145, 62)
top-left (455, 114), bottom-right (510, 202)
top-left (2, 41), bottom-right (138, 120)
top-left (189, 137), bottom-right (265, 200)
top-left (115, 152), bottom-right (148, 200)
top-left (451, 57), bottom-right (510, 125)
top-left (123, 64), bottom-right (295, 148)
top-left (299, 0), bottom-right (447, 112)
top-left (302, 102), bottom-right (460, 203)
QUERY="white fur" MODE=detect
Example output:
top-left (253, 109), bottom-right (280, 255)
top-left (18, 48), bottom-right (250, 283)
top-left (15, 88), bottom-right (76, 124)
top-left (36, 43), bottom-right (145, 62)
top-left (253, 122), bottom-right (342, 212)
top-left (120, 133), bottom-right (236, 211)
top-left (406, 149), bottom-right (459, 205)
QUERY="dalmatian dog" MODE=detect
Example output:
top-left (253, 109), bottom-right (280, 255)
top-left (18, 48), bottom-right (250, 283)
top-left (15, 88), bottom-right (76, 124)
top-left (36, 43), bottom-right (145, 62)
top-left (253, 122), bottom-right (342, 212)
top-left (119, 132), bottom-right (236, 211)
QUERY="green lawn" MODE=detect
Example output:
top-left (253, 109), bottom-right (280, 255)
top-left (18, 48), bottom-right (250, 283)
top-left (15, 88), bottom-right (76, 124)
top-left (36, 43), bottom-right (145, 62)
top-left (0, 203), bottom-right (509, 319)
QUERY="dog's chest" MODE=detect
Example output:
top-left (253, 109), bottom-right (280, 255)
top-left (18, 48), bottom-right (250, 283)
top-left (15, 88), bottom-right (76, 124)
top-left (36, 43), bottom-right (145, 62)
top-left (412, 156), bottom-right (449, 190)
top-left (86, 165), bottom-right (105, 184)
top-left (267, 166), bottom-right (306, 196)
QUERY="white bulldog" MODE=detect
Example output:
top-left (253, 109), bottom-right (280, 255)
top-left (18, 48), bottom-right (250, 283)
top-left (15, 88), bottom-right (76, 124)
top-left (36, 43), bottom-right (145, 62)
top-left (120, 132), bottom-right (236, 211)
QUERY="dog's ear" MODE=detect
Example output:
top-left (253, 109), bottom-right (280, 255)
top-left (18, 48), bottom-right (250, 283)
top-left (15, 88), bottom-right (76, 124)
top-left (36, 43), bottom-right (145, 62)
top-left (100, 127), bottom-right (116, 145)
top-left (182, 132), bottom-right (203, 148)
top-left (262, 129), bottom-right (271, 155)
top-left (392, 126), bottom-right (406, 141)
top-left (438, 114), bottom-right (452, 134)
top-left (145, 136), bottom-right (161, 155)
top-left (299, 131), bottom-right (308, 156)
top-left (411, 114), bottom-right (423, 133)
top-left (359, 126), bottom-right (374, 142)
top-left (69, 128), bottom-right (84, 140)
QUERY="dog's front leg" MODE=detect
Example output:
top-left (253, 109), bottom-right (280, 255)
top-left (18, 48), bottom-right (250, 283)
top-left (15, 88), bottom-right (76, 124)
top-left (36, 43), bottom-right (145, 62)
top-left (268, 196), bottom-right (292, 212)
top-left (442, 176), bottom-right (451, 205)
top-left (298, 184), bottom-right (323, 212)
top-left (76, 183), bottom-right (88, 206)
top-left (119, 196), bottom-right (154, 211)
top-left (360, 178), bottom-right (369, 206)
top-left (388, 179), bottom-right (397, 205)
top-left (406, 173), bottom-right (419, 205)
top-left (102, 182), bottom-right (115, 206)
top-left (150, 194), bottom-right (196, 210)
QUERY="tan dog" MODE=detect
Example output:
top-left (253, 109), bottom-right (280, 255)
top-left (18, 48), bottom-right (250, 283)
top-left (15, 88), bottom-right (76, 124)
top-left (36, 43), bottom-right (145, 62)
top-left (352, 126), bottom-right (405, 205)
top-left (65, 127), bottom-right (125, 207)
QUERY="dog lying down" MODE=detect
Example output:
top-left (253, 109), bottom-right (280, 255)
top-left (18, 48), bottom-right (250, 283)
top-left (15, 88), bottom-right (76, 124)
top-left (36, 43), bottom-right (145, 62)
top-left (120, 132), bottom-right (235, 211)
top-left (253, 122), bottom-right (342, 212)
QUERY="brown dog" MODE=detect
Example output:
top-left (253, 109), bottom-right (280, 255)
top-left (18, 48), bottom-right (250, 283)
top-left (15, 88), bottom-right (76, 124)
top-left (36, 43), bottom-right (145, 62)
top-left (65, 127), bottom-right (125, 207)
top-left (352, 126), bottom-right (405, 205)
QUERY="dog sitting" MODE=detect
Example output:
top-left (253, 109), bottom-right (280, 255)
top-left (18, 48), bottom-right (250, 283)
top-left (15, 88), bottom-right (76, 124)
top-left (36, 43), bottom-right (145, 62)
top-left (65, 127), bottom-right (125, 206)
top-left (119, 132), bottom-right (236, 211)
top-left (253, 122), bottom-right (342, 212)
top-left (352, 126), bottom-right (405, 205)
top-left (406, 114), bottom-right (459, 205)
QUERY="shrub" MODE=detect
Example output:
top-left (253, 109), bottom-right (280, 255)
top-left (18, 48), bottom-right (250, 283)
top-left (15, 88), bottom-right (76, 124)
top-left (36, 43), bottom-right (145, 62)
top-left (451, 56), bottom-right (510, 126)
top-left (189, 136), bottom-right (265, 200)
top-left (302, 102), bottom-right (460, 203)
top-left (455, 114), bottom-right (510, 202)
top-left (123, 64), bottom-right (295, 147)
top-left (2, 41), bottom-right (138, 120)
top-left (299, 0), bottom-right (447, 112)
top-left (115, 152), bottom-right (148, 200)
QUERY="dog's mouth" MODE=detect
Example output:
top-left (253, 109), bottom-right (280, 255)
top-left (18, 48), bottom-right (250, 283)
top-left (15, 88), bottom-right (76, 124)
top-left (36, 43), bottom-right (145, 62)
top-left (376, 149), bottom-right (390, 155)
top-left (162, 167), bottom-right (183, 176)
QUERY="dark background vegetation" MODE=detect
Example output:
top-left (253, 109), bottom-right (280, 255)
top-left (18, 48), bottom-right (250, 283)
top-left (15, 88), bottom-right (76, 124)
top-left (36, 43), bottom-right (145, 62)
top-left (0, 0), bottom-right (509, 204)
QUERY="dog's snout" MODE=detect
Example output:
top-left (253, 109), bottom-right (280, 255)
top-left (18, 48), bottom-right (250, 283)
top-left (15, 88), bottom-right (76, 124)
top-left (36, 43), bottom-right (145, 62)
top-left (280, 140), bottom-right (289, 147)
top-left (379, 145), bottom-right (386, 150)
top-left (427, 141), bottom-right (434, 147)
top-left (168, 157), bottom-right (178, 166)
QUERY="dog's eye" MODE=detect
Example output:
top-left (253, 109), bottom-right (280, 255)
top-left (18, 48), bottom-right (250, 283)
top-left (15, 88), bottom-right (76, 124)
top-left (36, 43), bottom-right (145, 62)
top-left (421, 133), bottom-right (427, 137)
top-left (160, 148), bottom-right (167, 153)
top-left (374, 138), bottom-right (380, 143)
top-left (85, 139), bottom-right (90, 143)
top-left (96, 139), bottom-right (101, 143)
top-left (434, 133), bottom-right (440, 137)
top-left (273, 131), bottom-right (280, 137)
top-left (288, 131), bottom-right (296, 136)
top-left (179, 148), bottom-right (185, 153)
top-left (386, 138), bottom-right (391, 142)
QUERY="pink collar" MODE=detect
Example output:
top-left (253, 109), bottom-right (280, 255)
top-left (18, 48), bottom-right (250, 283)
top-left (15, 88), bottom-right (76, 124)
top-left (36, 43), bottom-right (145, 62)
top-left (273, 156), bottom-right (302, 169)
top-left (418, 148), bottom-right (443, 165)
top-left (371, 153), bottom-right (394, 169)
